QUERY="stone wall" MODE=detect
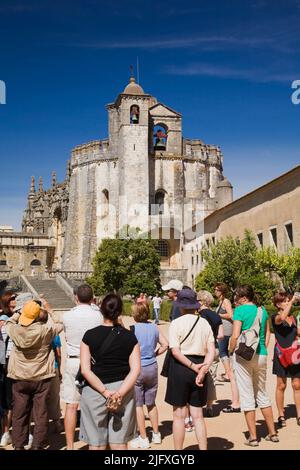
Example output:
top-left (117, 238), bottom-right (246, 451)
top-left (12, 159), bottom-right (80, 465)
top-left (0, 232), bottom-right (52, 276)
top-left (204, 165), bottom-right (300, 254)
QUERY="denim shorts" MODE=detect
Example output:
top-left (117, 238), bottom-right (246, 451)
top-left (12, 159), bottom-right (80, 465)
top-left (218, 336), bottom-right (230, 360)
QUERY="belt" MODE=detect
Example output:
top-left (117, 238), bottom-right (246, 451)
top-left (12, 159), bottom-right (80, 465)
top-left (68, 355), bottom-right (80, 359)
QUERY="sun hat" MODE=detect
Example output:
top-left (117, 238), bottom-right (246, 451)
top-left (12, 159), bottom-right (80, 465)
top-left (176, 289), bottom-right (200, 310)
top-left (15, 293), bottom-right (34, 312)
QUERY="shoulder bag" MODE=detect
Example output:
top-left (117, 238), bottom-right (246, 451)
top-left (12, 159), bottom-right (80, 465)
top-left (235, 307), bottom-right (263, 361)
top-left (275, 317), bottom-right (300, 368)
top-left (161, 315), bottom-right (200, 377)
top-left (75, 326), bottom-right (121, 390)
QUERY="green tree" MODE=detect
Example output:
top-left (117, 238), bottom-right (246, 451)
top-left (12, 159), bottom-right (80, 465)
top-left (256, 246), bottom-right (300, 292)
top-left (195, 231), bottom-right (277, 304)
top-left (87, 227), bottom-right (161, 297)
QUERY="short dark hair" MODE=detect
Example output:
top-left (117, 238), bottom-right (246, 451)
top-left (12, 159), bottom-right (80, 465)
top-left (76, 284), bottom-right (93, 304)
top-left (273, 291), bottom-right (291, 308)
top-left (101, 294), bottom-right (123, 322)
top-left (234, 285), bottom-right (255, 302)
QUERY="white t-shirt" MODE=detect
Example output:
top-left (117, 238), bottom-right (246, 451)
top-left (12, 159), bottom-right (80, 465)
top-left (63, 304), bottom-right (103, 357)
top-left (153, 297), bottom-right (162, 309)
top-left (169, 314), bottom-right (214, 356)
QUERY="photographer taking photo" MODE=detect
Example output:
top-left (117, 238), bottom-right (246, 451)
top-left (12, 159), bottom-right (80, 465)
top-left (271, 291), bottom-right (300, 428)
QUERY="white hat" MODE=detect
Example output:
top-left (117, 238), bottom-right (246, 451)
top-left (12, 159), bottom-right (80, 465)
top-left (15, 293), bottom-right (34, 312)
top-left (162, 280), bottom-right (184, 291)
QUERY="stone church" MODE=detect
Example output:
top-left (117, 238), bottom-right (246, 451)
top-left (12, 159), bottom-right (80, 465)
top-left (21, 75), bottom-right (233, 284)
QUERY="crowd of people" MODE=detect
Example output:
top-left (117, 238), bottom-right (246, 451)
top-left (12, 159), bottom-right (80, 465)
top-left (0, 279), bottom-right (300, 450)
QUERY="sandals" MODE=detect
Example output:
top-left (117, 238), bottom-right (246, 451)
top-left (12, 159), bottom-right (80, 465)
top-left (278, 416), bottom-right (286, 428)
top-left (265, 434), bottom-right (279, 443)
top-left (244, 438), bottom-right (259, 447)
top-left (222, 406), bottom-right (241, 413)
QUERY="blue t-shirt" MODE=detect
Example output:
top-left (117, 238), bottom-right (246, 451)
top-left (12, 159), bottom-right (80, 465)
top-left (132, 323), bottom-right (159, 367)
top-left (52, 335), bottom-right (62, 369)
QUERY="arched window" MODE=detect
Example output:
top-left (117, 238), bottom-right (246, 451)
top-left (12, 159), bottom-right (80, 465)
top-left (155, 190), bottom-right (166, 215)
top-left (153, 124), bottom-right (168, 150)
top-left (30, 259), bottom-right (41, 266)
top-left (101, 189), bottom-right (109, 217)
top-left (53, 206), bottom-right (62, 221)
top-left (130, 105), bottom-right (140, 124)
top-left (157, 240), bottom-right (169, 258)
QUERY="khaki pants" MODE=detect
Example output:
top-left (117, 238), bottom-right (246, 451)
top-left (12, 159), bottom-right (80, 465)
top-left (233, 353), bottom-right (271, 412)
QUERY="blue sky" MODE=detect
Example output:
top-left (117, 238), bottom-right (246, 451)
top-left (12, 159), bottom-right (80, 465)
top-left (0, 0), bottom-right (299, 229)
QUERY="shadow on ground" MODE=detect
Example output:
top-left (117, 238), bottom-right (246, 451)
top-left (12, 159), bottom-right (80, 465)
top-left (157, 420), bottom-right (173, 439)
top-left (185, 436), bottom-right (234, 450)
top-left (212, 399), bottom-right (232, 417)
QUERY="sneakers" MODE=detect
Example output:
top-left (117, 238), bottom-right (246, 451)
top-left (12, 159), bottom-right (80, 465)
top-left (24, 433), bottom-right (33, 450)
top-left (130, 435), bottom-right (150, 449)
top-left (151, 431), bottom-right (161, 444)
top-left (185, 421), bottom-right (194, 432)
top-left (0, 431), bottom-right (12, 447)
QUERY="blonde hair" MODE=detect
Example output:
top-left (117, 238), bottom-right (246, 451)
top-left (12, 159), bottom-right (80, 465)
top-left (197, 290), bottom-right (214, 307)
top-left (131, 302), bottom-right (150, 323)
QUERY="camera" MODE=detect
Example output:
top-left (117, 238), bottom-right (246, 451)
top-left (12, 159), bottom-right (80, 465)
top-left (293, 292), bottom-right (300, 303)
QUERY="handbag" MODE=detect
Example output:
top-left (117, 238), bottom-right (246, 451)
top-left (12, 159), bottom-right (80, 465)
top-left (235, 307), bottom-right (263, 361)
top-left (275, 337), bottom-right (300, 368)
top-left (161, 315), bottom-right (200, 377)
top-left (75, 325), bottom-right (121, 390)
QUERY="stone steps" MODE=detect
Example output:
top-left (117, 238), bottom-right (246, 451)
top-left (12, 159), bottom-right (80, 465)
top-left (27, 279), bottom-right (75, 310)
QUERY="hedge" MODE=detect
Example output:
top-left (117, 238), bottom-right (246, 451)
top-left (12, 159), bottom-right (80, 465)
top-left (122, 300), bottom-right (300, 328)
top-left (122, 300), bottom-right (172, 321)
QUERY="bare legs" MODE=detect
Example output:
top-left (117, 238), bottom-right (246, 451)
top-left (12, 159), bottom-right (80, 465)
top-left (244, 411), bottom-right (257, 440)
top-left (64, 403), bottom-right (78, 450)
top-left (260, 406), bottom-right (277, 436)
top-left (292, 378), bottom-right (300, 418)
top-left (190, 406), bottom-right (207, 450)
top-left (275, 376), bottom-right (300, 420)
top-left (136, 406), bottom-right (147, 438)
top-left (173, 406), bottom-right (187, 449)
top-left (147, 404), bottom-right (159, 434)
top-left (275, 377), bottom-right (287, 417)
top-left (173, 406), bottom-right (207, 450)
top-left (244, 406), bottom-right (276, 441)
top-left (222, 359), bottom-right (240, 408)
top-left (136, 404), bottom-right (159, 438)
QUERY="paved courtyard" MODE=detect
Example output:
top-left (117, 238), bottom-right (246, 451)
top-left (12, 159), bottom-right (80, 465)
top-left (2, 316), bottom-right (300, 450)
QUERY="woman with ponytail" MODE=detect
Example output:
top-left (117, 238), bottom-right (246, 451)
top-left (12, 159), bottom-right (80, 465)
top-left (79, 294), bottom-right (141, 450)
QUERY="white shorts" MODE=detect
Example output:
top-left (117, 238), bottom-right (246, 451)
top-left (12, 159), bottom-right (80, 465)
top-left (61, 358), bottom-right (81, 404)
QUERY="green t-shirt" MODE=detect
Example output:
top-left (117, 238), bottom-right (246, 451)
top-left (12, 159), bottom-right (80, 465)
top-left (233, 305), bottom-right (268, 356)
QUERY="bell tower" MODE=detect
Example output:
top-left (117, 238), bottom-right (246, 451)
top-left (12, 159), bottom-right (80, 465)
top-left (114, 73), bottom-right (155, 233)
